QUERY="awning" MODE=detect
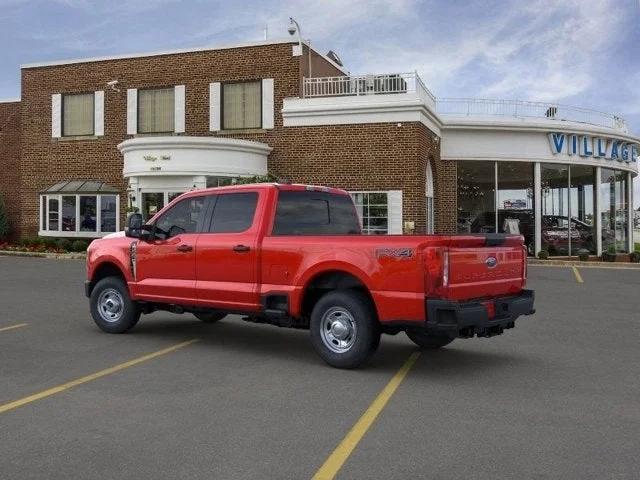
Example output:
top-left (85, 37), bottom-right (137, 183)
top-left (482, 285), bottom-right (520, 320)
top-left (41, 180), bottom-right (120, 194)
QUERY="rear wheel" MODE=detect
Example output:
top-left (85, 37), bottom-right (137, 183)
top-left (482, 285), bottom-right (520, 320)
top-left (90, 277), bottom-right (140, 334)
top-left (310, 290), bottom-right (380, 369)
top-left (194, 312), bottom-right (226, 323)
top-left (406, 330), bottom-right (454, 349)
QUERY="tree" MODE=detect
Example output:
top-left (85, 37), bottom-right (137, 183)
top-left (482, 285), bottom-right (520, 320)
top-left (0, 194), bottom-right (9, 240)
top-left (233, 173), bottom-right (280, 185)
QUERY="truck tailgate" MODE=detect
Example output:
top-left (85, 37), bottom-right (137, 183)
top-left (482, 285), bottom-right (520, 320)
top-left (446, 235), bottom-right (525, 301)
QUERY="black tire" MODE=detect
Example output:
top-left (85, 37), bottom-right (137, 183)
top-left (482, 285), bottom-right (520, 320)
top-left (90, 276), bottom-right (141, 334)
top-left (194, 312), bottom-right (226, 323)
top-left (310, 290), bottom-right (380, 369)
top-left (405, 330), bottom-right (454, 349)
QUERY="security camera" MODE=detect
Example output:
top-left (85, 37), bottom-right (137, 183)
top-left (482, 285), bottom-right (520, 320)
top-left (107, 80), bottom-right (120, 92)
top-left (287, 24), bottom-right (296, 36)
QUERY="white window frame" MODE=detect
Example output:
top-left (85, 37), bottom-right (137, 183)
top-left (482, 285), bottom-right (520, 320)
top-left (39, 193), bottom-right (120, 238)
top-left (52, 91), bottom-right (104, 138)
top-left (350, 191), bottom-right (391, 235)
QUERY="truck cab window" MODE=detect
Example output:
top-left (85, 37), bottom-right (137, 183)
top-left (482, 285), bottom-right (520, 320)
top-left (273, 191), bottom-right (361, 235)
top-left (209, 192), bottom-right (258, 233)
top-left (154, 196), bottom-right (205, 239)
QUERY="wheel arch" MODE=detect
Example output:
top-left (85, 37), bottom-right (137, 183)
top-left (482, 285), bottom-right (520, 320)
top-left (88, 261), bottom-right (128, 296)
top-left (299, 268), bottom-right (378, 322)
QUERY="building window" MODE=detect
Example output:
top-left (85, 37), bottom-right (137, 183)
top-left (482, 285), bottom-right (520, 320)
top-left (426, 162), bottom-right (435, 234)
top-left (40, 190), bottom-right (119, 238)
top-left (601, 168), bottom-right (629, 253)
top-left (138, 87), bottom-right (175, 133)
top-left (498, 162), bottom-right (535, 254)
top-left (457, 161), bottom-right (496, 234)
top-left (63, 93), bottom-right (94, 136)
top-left (351, 192), bottom-right (389, 235)
top-left (222, 81), bottom-right (261, 130)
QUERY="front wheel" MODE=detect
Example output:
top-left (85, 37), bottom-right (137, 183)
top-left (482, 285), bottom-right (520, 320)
top-left (90, 276), bottom-right (141, 333)
top-left (405, 330), bottom-right (454, 349)
top-left (310, 290), bottom-right (380, 369)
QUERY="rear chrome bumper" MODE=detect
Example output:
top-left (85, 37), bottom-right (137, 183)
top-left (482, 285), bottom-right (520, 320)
top-left (425, 289), bottom-right (535, 338)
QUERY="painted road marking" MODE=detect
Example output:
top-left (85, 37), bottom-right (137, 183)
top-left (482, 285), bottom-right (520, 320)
top-left (0, 323), bottom-right (28, 333)
top-left (572, 266), bottom-right (584, 283)
top-left (312, 352), bottom-right (421, 480)
top-left (0, 339), bottom-right (198, 415)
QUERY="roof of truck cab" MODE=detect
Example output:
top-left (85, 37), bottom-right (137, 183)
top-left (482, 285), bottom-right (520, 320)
top-left (180, 183), bottom-right (350, 197)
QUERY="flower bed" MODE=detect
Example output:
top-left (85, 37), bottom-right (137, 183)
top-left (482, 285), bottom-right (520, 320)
top-left (0, 237), bottom-right (91, 254)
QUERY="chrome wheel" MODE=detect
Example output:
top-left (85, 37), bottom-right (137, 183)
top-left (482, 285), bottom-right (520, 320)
top-left (320, 307), bottom-right (357, 353)
top-left (97, 288), bottom-right (124, 323)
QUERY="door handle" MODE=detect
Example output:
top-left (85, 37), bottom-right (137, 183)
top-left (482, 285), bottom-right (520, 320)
top-left (233, 244), bottom-right (250, 253)
top-left (177, 244), bottom-right (193, 253)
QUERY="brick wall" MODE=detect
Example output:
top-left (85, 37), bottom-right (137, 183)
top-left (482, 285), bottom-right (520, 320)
top-left (19, 42), bottom-right (304, 237)
top-left (417, 124), bottom-right (457, 234)
top-left (0, 101), bottom-right (21, 238)
top-left (17, 41), bottom-right (448, 238)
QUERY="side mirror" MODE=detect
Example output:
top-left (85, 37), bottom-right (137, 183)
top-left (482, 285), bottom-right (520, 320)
top-left (125, 213), bottom-right (143, 238)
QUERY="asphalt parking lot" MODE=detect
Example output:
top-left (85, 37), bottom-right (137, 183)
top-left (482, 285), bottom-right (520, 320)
top-left (1, 257), bottom-right (639, 479)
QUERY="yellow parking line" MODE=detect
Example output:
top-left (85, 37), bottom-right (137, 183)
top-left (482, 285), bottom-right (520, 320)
top-left (572, 266), bottom-right (584, 283)
top-left (0, 339), bottom-right (199, 415)
top-left (0, 323), bottom-right (28, 333)
top-left (312, 352), bottom-right (421, 480)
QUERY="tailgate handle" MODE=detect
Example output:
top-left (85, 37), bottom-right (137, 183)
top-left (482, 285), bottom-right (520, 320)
top-left (484, 234), bottom-right (506, 247)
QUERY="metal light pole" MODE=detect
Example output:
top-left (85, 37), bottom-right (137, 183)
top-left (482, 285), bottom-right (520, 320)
top-left (288, 17), bottom-right (312, 93)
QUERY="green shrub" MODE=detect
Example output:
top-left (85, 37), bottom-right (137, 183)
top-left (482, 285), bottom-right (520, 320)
top-left (0, 194), bottom-right (9, 240)
top-left (630, 251), bottom-right (640, 263)
top-left (71, 239), bottom-right (89, 252)
top-left (41, 237), bottom-right (58, 249)
top-left (19, 237), bottom-right (36, 247)
top-left (537, 249), bottom-right (549, 260)
top-left (56, 238), bottom-right (73, 251)
top-left (576, 249), bottom-right (590, 262)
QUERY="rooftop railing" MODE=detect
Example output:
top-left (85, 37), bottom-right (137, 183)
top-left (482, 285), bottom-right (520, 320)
top-left (436, 98), bottom-right (628, 132)
top-left (302, 72), bottom-right (436, 104)
top-left (301, 74), bottom-right (628, 133)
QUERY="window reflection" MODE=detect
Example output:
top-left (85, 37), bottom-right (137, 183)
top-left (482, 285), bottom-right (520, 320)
top-left (457, 161), bottom-right (496, 234)
top-left (601, 169), bottom-right (628, 253)
top-left (498, 163), bottom-right (534, 254)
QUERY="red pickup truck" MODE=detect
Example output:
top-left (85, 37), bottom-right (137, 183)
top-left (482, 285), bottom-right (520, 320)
top-left (85, 183), bottom-right (534, 368)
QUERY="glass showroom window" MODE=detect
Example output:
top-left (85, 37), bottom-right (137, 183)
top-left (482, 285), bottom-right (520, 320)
top-left (457, 161), bottom-right (496, 234)
top-left (138, 87), bottom-right (175, 133)
top-left (63, 93), bottom-right (94, 136)
top-left (222, 81), bottom-right (261, 130)
top-left (569, 165), bottom-right (596, 255)
top-left (40, 194), bottom-right (119, 237)
top-left (601, 168), bottom-right (629, 253)
top-left (497, 163), bottom-right (534, 254)
top-left (351, 192), bottom-right (388, 234)
top-left (540, 164), bottom-right (569, 255)
top-left (541, 164), bottom-right (596, 256)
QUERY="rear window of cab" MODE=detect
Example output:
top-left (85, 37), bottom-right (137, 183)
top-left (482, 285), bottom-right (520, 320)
top-left (272, 191), bottom-right (361, 235)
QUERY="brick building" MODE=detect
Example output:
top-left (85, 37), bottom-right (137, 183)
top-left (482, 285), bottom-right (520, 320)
top-left (0, 38), bottom-right (638, 255)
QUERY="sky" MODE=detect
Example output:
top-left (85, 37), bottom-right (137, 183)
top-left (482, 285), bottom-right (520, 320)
top-left (0, 0), bottom-right (639, 205)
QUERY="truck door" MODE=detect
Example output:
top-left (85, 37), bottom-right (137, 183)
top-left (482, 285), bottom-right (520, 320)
top-left (133, 195), bottom-right (207, 303)
top-left (195, 191), bottom-right (261, 311)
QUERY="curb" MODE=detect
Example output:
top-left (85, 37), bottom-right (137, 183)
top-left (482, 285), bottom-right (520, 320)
top-left (528, 259), bottom-right (640, 269)
top-left (0, 250), bottom-right (86, 260)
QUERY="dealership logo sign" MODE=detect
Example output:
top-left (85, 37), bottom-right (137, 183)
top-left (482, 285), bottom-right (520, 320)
top-left (548, 133), bottom-right (638, 163)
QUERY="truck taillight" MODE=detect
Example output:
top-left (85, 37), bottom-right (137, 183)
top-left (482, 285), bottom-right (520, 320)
top-left (522, 245), bottom-right (528, 282)
top-left (443, 251), bottom-right (449, 287)
top-left (424, 247), bottom-right (448, 293)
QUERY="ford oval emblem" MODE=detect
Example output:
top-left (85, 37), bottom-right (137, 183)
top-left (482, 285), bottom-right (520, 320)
top-left (485, 256), bottom-right (498, 269)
